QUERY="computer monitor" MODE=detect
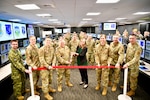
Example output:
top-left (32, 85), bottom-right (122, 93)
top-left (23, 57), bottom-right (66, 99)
top-left (18, 40), bottom-right (23, 47)
top-left (106, 35), bottom-right (112, 41)
top-left (19, 47), bottom-right (26, 55)
top-left (119, 37), bottom-right (122, 43)
top-left (23, 39), bottom-right (29, 47)
top-left (0, 52), bottom-right (9, 65)
top-left (146, 40), bottom-right (150, 50)
top-left (137, 40), bottom-right (145, 49)
top-left (0, 43), bottom-right (9, 54)
top-left (141, 49), bottom-right (145, 58)
top-left (144, 50), bottom-right (150, 60)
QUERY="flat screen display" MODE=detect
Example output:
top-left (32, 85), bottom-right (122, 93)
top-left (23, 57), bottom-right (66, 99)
top-left (141, 49), bottom-right (145, 58)
top-left (0, 21), bottom-right (14, 41)
top-left (119, 37), bottom-right (122, 43)
top-left (1, 52), bottom-right (9, 64)
top-left (137, 40), bottom-right (145, 49)
top-left (0, 43), bottom-right (9, 54)
top-left (144, 50), bottom-right (150, 60)
top-left (23, 39), bottom-right (29, 47)
top-left (55, 29), bottom-right (62, 33)
top-left (103, 23), bottom-right (117, 30)
top-left (146, 40), bottom-right (150, 50)
top-left (13, 23), bottom-right (27, 39)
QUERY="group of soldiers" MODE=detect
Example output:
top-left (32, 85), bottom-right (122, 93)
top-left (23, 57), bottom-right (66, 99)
top-left (8, 31), bottom-right (142, 100)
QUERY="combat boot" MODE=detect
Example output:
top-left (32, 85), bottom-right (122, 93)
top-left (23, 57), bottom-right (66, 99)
top-left (17, 96), bottom-right (24, 100)
top-left (108, 81), bottom-right (112, 87)
top-left (58, 85), bottom-right (62, 92)
top-left (112, 83), bottom-right (117, 92)
top-left (25, 88), bottom-right (30, 93)
top-left (34, 90), bottom-right (40, 95)
top-left (127, 90), bottom-right (135, 96)
top-left (95, 84), bottom-right (100, 90)
top-left (44, 93), bottom-right (53, 100)
top-left (65, 81), bottom-right (73, 87)
top-left (49, 86), bottom-right (56, 93)
top-left (102, 87), bottom-right (107, 96)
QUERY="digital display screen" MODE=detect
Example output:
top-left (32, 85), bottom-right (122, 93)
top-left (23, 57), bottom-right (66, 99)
top-left (106, 35), bottom-right (112, 41)
top-left (0, 43), bottom-right (9, 54)
top-left (63, 28), bottom-right (70, 33)
top-left (23, 39), bottom-right (29, 47)
top-left (146, 40), bottom-right (150, 50)
top-left (55, 29), bottom-right (62, 33)
top-left (1, 52), bottom-right (9, 64)
top-left (103, 23), bottom-right (117, 30)
top-left (19, 47), bottom-right (26, 55)
top-left (13, 23), bottom-right (27, 39)
top-left (137, 40), bottom-right (145, 49)
top-left (144, 50), bottom-right (150, 60)
top-left (119, 37), bottom-right (122, 43)
top-left (0, 21), bottom-right (14, 41)
top-left (141, 49), bottom-right (145, 58)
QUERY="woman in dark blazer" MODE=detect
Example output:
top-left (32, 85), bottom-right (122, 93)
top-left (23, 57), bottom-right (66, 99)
top-left (75, 39), bottom-right (88, 89)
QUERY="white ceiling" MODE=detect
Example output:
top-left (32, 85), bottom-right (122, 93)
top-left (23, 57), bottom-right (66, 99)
top-left (0, 0), bottom-right (150, 27)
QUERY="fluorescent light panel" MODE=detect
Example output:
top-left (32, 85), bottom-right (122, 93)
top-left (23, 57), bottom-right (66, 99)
top-left (96, 0), bottom-right (120, 3)
top-left (48, 19), bottom-right (58, 21)
top-left (33, 22), bottom-right (41, 24)
top-left (9, 19), bottom-right (21, 22)
top-left (133, 12), bottom-right (150, 15)
top-left (15, 4), bottom-right (40, 10)
top-left (115, 18), bottom-right (127, 20)
top-left (82, 18), bottom-right (92, 20)
top-left (36, 14), bottom-right (51, 17)
top-left (86, 12), bottom-right (100, 15)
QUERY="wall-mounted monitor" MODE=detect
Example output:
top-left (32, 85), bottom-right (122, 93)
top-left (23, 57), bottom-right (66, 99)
top-left (146, 40), bottom-right (150, 50)
top-left (137, 40), bottom-right (145, 49)
top-left (55, 29), bottom-right (62, 33)
top-left (13, 23), bottom-right (27, 39)
top-left (144, 50), bottom-right (150, 60)
top-left (103, 22), bottom-right (117, 30)
top-left (63, 28), bottom-right (70, 33)
top-left (23, 39), bottom-right (29, 47)
top-left (0, 21), bottom-right (14, 41)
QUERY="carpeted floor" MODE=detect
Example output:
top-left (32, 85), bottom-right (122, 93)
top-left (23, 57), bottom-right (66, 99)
top-left (9, 69), bottom-right (150, 100)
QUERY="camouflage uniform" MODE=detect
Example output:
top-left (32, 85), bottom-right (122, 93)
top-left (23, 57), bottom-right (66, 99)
top-left (8, 48), bottom-right (26, 97)
top-left (69, 39), bottom-right (79, 65)
top-left (95, 43), bottom-right (111, 88)
top-left (125, 42), bottom-right (142, 91)
top-left (109, 42), bottom-right (124, 84)
top-left (25, 44), bottom-right (40, 87)
top-left (39, 45), bottom-right (55, 94)
top-left (55, 45), bottom-right (71, 86)
top-left (86, 38), bottom-right (95, 65)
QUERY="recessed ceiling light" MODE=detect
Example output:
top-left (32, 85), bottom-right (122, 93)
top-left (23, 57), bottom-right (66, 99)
top-left (33, 22), bottom-right (41, 24)
top-left (86, 12), bottom-right (100, 15)
top-left (15, 4), bottom-right (40, 10)
top-left (36, 14), bottom-right (51, 17)
top-left (48, 19), bottom-right (58, 21)
top-left (9, 19), bottom-right (21, 22)
top-left (82, 18), bottom-right (92, 20)
top-left (115, 18), bottom-right (127, 20)
top-left (53, 21), bottom-right (61, 23)
top-left (133, 12), bottom-right (150, 15)
top-left (96, 0), bottom-right (120, 3)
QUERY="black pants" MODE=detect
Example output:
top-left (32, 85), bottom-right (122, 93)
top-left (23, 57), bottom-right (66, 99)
top-left (79, 69), bottom-right (88, 84)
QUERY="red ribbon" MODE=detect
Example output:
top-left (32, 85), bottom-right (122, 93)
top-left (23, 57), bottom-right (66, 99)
top-left (32, 65), bottom-right (120, 71)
